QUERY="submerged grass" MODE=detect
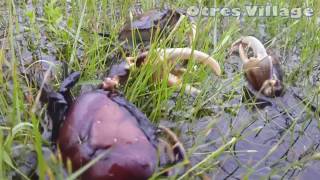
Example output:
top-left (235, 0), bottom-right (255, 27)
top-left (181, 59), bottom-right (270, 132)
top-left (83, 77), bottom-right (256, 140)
top-left (0, 0), bottom-right (319, 179)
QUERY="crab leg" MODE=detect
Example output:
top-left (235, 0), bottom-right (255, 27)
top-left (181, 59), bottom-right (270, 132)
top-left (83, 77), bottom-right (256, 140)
top-left (102, 76), bottom-right (120, 91)
top-left (238, 44), bottom-right (251, 63)
top-left (168, 74), bottom-right (201, 95)
top-left (231, 36), bottom-right (268, 60)
top-left (157, 48), bottom-right (221, 76)
top-left (158, 125), bottom-right (187, 163)
top-left (158, 138), bottom-right (175, 164)
top-left (158, 48), bottom-right (220, 95)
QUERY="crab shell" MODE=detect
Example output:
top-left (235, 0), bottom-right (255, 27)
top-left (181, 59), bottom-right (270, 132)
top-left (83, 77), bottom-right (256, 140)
top-left (242, 56), bottom-right (272, 91)
top-left (57, 90), bottom-right (159, 180)
top-left (119, 9), bottom-right (191, 47)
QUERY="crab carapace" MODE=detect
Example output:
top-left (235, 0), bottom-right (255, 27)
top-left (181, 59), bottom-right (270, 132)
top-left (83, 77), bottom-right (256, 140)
top-left (47, 72), bottom-right (187, 180)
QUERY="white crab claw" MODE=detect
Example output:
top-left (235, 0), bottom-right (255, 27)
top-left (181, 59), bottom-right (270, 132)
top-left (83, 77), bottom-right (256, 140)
top-left (231, 36), bottom-right (268, 60)
top-left (168, 73), bottom-right (201, 96)
top-left (157, 48), bottom-right (221, 76)
top-left (157, 48), bottom-right (220, 95)
top-left (239, 44), bottom-right (250, 63)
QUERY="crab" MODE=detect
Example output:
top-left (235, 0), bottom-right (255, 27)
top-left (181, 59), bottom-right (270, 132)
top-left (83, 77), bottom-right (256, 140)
top-left (230, 36), bottom-right (284, 97)
top-left (103, 9), bottom-right (219, 96)
top-left (103, 47), bottom-right (221, 95)
top-left (118, 8), bottom-right (196, 49)
top-left (46, 72), bottom-right (187, 180)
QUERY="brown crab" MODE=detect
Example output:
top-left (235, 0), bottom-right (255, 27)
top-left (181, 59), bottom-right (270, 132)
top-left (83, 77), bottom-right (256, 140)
top-left (230, 36), bottom-right (284, 97)
top-left (46, 72), bottom-right (187, 180)
top-left (118, 8), bottom-right (196, 48)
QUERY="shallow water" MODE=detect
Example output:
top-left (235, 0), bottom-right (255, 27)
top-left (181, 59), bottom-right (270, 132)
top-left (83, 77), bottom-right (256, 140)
top-left (166, 47), bottom-right (319, 180)
top-left (160, 15), bottom-right (320, 179)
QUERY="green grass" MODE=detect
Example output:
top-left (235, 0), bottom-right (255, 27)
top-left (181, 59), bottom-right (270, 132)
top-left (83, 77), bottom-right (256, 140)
top-left (0, 0), bottom-right (320, 179)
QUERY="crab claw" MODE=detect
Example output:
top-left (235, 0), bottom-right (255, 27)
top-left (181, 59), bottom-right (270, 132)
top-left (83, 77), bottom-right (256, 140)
top-left (157, 125), bottom-right (188, 176)
top-left (155, 48), bottom-right (221, 95)
top-left (101, 77), bottom-right (120, 91)
top-left (47, 71), bottom-right (81, 141)
top-left (238, 44), bottom-right (250, 63)
top-left (167, 73), bottom-right (201, 96)
top-left (157, 48), bottom-right (221, 76)
top-left (101, 60), bottom-right (133, 91)
top-left (260, 79), bottom-right (283, 97)
top-left (230, 36), bottom-right (268, 60)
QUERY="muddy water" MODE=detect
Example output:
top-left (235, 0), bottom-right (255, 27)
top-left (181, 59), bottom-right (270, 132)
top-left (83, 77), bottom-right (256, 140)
top-left (160, 21), bottom-right (320, 179)
top-left (155, 10), bottom-right (320, 178)
top-left (163, 68), bottom-right (320, 179)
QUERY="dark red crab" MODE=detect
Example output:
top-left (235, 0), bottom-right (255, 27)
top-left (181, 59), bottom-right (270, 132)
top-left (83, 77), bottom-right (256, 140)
top-left (47, 72), bottom-right (186, 180)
